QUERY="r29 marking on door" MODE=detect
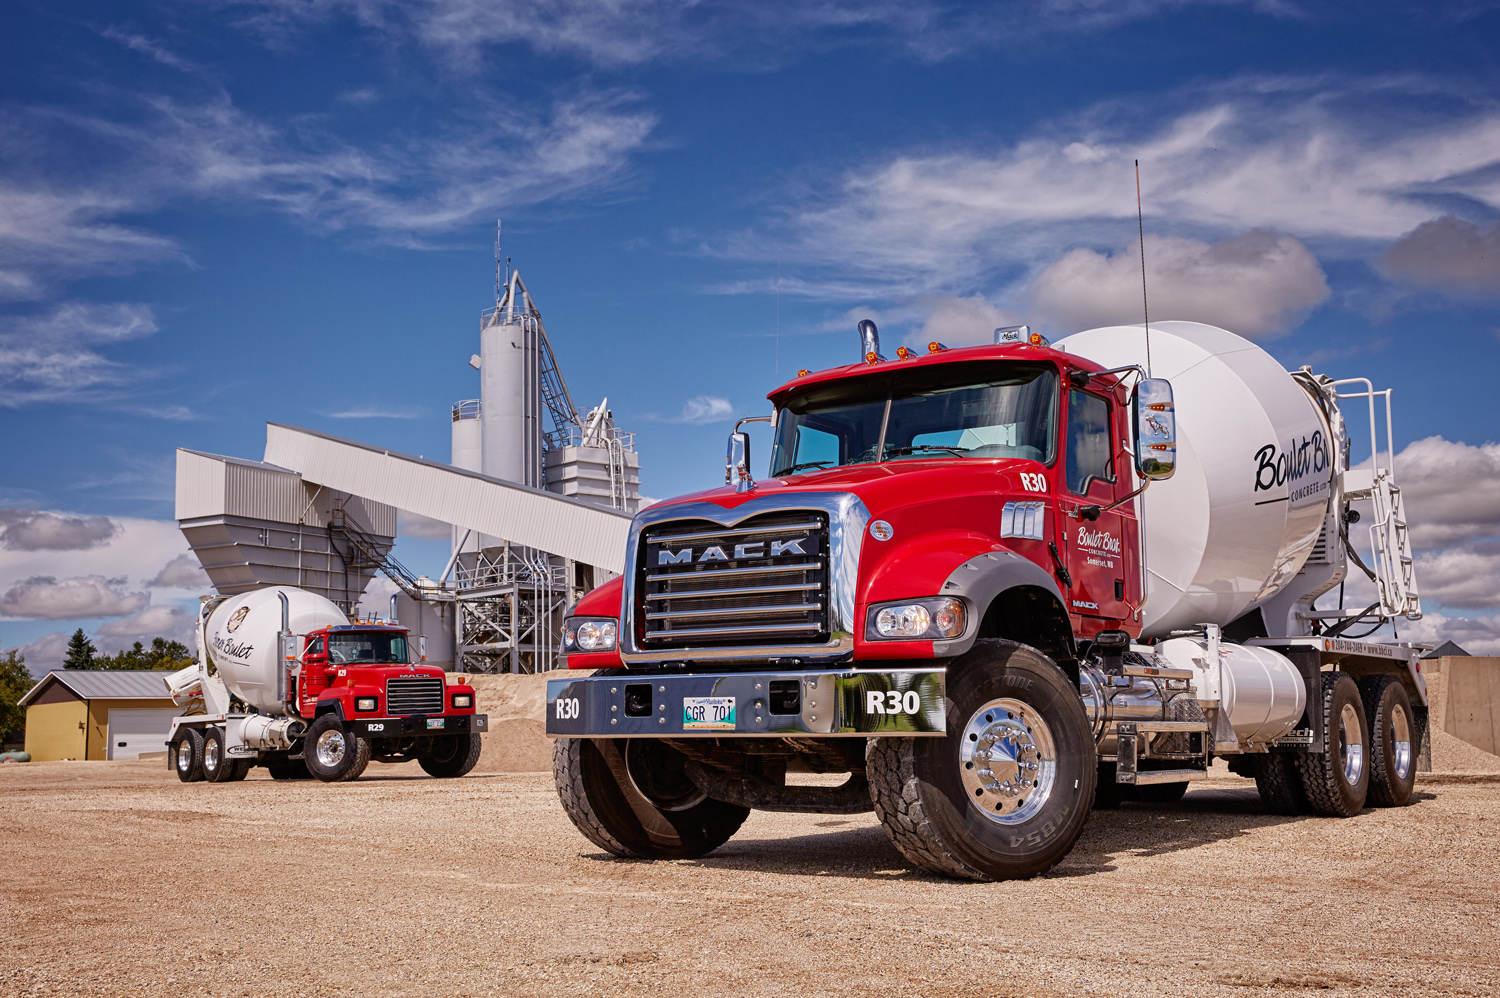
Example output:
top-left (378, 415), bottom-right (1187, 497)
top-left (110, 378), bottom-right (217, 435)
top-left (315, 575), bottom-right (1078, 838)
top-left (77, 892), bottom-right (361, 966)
top-left (1018, 472), bottom-right (1047, 493)
top-left (554, 697), bottom-right (581, 720)
top-left (867, 690), bottom-right (922, 715)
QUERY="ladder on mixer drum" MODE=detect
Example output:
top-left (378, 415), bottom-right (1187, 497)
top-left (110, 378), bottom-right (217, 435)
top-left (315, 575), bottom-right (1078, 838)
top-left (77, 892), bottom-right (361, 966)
top-left (1333, 379), bottom-right (1422, 622)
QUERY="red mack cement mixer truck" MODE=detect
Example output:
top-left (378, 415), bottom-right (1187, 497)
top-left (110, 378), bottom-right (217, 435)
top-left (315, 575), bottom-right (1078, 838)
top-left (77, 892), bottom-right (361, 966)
top-left (165, 586), bottom-right (487, 783)
top-left (545, 320), bottom-right (1426, 880)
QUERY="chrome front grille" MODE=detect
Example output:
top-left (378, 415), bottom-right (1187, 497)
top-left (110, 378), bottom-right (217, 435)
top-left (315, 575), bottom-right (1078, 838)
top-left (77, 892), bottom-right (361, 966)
top-left (385, 677), bottom-right (444, 716)
top-left (639, 512), bottom-right (829, 648)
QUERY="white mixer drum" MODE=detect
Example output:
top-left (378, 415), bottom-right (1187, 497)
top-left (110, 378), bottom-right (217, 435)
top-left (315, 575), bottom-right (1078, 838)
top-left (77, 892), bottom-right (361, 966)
top-left (205, 586), bottom-right (347, 713)
top-left (1056, 322), bottom-right (1333, 637)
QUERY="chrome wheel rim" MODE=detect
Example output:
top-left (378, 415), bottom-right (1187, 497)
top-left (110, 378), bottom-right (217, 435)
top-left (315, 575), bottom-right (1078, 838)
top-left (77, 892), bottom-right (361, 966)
top-left (316, 728), bottom-right (347, 768)
top-left (203, 736), bottom-right (219, 773)
top-left (1390, 701), bottom-right (1412, 780)
top-left (1338, 701), bottom-right (1365, 786)
top-left (176, 738), bottom-right (193, 772)
top-left (959, 697), bottom-right (1057, 825)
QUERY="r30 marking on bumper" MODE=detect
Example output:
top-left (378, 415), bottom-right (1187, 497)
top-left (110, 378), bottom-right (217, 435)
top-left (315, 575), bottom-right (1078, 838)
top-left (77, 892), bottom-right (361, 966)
top-left (545, 669), bottom-right (945, 738)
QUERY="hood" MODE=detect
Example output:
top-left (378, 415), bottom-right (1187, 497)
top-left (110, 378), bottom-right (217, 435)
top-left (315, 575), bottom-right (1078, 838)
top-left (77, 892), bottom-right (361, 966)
top-left (648, 456), bottom-right (1043, 516)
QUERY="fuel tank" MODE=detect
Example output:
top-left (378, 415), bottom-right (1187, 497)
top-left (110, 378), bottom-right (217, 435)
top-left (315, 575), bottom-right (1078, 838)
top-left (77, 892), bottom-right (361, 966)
top-left (1055, 322), bottom-right (1334, 637)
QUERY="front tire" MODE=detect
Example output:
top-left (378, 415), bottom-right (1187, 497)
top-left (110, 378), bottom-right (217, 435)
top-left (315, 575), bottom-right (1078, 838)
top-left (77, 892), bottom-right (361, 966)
top-left (418, 733), bottom-right (483, 778)
top-left (867, 639), bottom-right (1097, 881)
top-left (1297, 672), bottom-right (1369, 817)
top-left (1361, 676), bottom-right (1418, 807)
top-left (173, 727), bottom-right (204, 783)
top-left (304, 715), bottom-right (372, 782)
top-left (552, 737), bottom-right (749, 859)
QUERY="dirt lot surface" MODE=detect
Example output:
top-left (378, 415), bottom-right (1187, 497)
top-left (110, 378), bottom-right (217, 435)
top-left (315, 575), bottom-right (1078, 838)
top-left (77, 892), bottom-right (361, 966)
top-left (3, 760), bottom-right (1497, 998)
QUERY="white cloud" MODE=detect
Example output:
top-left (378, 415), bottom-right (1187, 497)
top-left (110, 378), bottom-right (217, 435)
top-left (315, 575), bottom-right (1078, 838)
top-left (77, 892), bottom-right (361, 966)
top-left (0, 509), bottom-right (118, 551)
top-left (1379, 216), bottom-right (1500, 300)
top-left (397, 509), bottom-right (453, 542)
top-left (1027, 230), bottom-right (1329, 337)
top-left (908, 295), bottom-right (1020, 348)
top-left (1380, 611), bottom-right (1500, 657)
top-left (0, 185), bottom-right (182, 302)
top-left (222, 0), bottom-right (1293, 69)
top-left (95, 603), bottom-right (196, 652)
top-left (0, 576), bottom-right (150, 620)
top-left (0, 511), bottom-right (192, 600)
top-left (0, 302), bottom-right (161, 406)
top-left (730, 81), bottom-right (1500, 302)
top-left (1387, 437), bottom-right (1500, 549)
top-left (1414, 545), bottom-right (1500, 612)
top-left (150, 554), bottom-right (211, 590)
top-left (677, 396), bottom-right (735, 424)
top-left (325, 407), bottom-right (423, 419)
top-left (11, 631), bottom-right (69, 676)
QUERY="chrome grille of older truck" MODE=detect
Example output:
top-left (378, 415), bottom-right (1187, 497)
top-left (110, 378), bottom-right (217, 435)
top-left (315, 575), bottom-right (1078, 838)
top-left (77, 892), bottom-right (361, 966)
top-left (385, 677), bottom-right (445, 716)
top-left (639, 512), bottom-right (828, 648)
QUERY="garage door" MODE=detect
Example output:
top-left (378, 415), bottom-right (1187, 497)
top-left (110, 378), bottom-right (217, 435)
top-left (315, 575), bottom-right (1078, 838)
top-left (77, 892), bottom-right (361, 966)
top-left (107, 708), bottom-right (182, 760)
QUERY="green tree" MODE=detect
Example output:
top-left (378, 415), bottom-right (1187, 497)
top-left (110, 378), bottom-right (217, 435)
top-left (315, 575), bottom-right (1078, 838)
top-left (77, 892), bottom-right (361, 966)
top-left (0, 650), bottom-right (34, 744)
top-left (63, 629), bottom-right (95, 670)
top-left (95, 637), bottom-right (193, 671)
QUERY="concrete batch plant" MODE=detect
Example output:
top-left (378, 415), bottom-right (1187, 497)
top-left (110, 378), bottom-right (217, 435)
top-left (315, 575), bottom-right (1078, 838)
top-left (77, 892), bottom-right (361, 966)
top-left (175, 259), bottom-right (641, 674)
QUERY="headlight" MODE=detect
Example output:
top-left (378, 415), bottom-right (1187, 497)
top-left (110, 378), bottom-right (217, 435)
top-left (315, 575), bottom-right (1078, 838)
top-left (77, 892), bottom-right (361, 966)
top-left (866, 598), bottom-right (966, 640)
top-left (452, 693), bottom-right (473, 709)
top-left (563, 617), bottom-right (618, 653)
top-left (355, 696), bottom-right (378, 712)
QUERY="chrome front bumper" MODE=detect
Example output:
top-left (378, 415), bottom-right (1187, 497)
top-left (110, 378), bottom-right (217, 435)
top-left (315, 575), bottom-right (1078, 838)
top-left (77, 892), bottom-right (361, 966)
top-left (545, 668), bottom-right (946, 738)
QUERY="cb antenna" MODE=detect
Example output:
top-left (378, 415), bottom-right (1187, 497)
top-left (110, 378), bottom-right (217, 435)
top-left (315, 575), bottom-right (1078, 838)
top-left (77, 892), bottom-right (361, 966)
top-left (1135, 160), bottom-right (1151, 376)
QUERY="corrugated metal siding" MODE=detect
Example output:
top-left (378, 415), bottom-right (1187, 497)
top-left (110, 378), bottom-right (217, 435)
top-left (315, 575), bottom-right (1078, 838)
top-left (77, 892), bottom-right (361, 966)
top-left (226, 460), bottom-right (307, 523)
top-left (175, 449), bottom-right (227, 520)
top-left (264, 423), bottom-right (631, 571)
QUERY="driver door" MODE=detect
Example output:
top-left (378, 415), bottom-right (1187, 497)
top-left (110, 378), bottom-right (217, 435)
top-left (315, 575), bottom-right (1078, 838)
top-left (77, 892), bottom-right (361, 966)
top-left (1058, 387), bottom-right (1133, 625)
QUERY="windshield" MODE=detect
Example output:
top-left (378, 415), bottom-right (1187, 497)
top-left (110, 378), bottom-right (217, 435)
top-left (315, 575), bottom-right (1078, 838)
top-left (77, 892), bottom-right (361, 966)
top-left (327, 631), bottom-right (410, 665)
top-left (771, 361), bottom-right (1058, 476)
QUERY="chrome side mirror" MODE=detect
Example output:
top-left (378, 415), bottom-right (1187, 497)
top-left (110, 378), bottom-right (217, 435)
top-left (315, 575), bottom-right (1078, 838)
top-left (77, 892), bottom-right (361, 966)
top-left (1132, 378), bottom-right (1177, 480)
top-left (726, 431), bottom-right (754, 492)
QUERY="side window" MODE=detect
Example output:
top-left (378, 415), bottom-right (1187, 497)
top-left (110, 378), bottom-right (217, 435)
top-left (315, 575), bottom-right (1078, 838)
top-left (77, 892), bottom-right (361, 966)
top-left (793, 425), bottom-right (841, 471)
top-left (1065, 390), bottom-right (1114, 495)
top-left (305, 637), bottom-right (324, 658)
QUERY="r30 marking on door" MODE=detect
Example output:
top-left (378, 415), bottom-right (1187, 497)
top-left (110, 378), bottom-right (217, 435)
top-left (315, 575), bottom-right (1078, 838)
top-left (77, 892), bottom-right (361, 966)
top-left (554, 697), bottom-right (581, 720)
top-left (1018, 472), bottom-right (1047, 492)
top-left (867, 690), bottom-right (922, 715)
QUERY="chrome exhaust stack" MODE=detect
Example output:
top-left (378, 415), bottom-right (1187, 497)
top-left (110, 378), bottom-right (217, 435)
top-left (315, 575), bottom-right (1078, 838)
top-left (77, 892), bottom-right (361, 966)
top-left (858, 319), bottom-right (885, 363)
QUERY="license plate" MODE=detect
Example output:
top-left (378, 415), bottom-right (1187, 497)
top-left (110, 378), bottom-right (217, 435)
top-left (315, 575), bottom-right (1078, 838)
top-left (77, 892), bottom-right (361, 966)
top-left (682, 696), bottom-right (735, 730)
top-left (427, 718), bottom-right (445, 729)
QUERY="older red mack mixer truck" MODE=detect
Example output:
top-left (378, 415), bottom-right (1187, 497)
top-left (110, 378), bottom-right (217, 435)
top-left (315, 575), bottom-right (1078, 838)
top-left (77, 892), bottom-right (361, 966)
top-left (165, 586), bottom-right (487, 783)
top-left (546, 320), bottom-right (1426, 880)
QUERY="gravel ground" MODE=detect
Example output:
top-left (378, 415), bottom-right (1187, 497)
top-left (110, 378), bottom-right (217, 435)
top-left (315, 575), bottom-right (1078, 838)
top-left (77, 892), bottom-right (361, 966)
top-left (2, 759), bottom-right (1497, 998)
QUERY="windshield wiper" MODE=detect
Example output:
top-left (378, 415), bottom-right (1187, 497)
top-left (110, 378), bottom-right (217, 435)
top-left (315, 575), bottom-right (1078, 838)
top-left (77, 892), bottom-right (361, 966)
top-left (884, 444), bottom-right (975, 458)
top-left (779, 460), bottom-right (835, 474)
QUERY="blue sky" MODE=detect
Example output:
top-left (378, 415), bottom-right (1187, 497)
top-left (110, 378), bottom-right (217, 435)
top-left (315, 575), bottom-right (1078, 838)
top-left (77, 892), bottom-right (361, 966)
top-left (3, 0), bottom-right (1500, 671)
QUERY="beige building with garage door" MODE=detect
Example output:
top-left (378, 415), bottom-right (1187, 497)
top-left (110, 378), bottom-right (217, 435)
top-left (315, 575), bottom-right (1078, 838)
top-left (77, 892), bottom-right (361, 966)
top-left (19, 671), bottom-right (179, 761)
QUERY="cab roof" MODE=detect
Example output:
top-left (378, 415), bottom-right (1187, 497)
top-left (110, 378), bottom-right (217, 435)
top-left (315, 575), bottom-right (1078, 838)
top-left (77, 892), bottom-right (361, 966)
top-left (766, 340), bottom-right (1114, 405)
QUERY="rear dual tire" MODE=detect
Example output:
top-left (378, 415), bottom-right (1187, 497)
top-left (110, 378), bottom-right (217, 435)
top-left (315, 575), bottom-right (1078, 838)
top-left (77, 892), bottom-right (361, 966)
top-left (1298, 672), bottom-right (1370, 817)
top-left (201, 727), bottom-right (251, 783)
top-left (173, 727), bottom-right (204, 783)
top-left (1361, 675), bottom-right (1418, 808)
